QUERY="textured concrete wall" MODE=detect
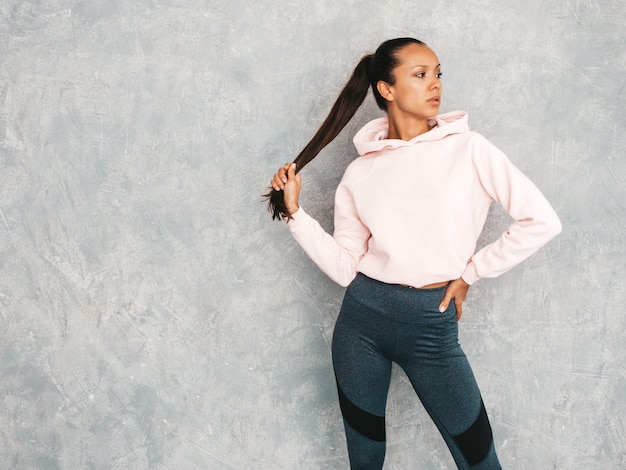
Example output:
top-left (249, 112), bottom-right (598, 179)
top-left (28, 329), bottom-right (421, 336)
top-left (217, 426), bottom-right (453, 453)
top-left (0, 1), bottom-right (624, 468)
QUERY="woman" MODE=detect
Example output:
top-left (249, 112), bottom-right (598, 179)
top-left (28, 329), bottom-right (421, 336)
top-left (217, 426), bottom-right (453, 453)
top-left (267, 38), bottom-right (561, 469)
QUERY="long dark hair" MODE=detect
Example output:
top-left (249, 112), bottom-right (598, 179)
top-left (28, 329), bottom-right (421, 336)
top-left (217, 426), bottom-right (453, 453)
top-left (265, 38), bottom-right (426, 220)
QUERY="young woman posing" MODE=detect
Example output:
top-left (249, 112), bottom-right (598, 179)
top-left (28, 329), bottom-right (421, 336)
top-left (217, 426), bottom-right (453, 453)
top-left (267, 38), bottom-right (561, 469)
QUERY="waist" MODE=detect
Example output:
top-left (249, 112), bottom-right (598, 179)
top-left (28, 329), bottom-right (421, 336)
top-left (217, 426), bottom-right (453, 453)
top-left (399, 281), bottom-right (450, 290)
top-left (346, 274), bottom-right (454, 324)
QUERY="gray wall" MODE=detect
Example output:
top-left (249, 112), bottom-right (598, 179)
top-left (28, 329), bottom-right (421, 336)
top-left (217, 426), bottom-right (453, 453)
top-left (1, 1), bottom-right (624, 469)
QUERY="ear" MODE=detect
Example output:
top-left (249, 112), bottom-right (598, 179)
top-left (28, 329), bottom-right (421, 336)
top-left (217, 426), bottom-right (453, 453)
top-left (376, 80), bottom-right (394, 102)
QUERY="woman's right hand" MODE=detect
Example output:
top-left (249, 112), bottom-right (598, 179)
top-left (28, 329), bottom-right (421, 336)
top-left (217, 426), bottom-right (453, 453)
top-left (271, 162), bottom-right (301, 215)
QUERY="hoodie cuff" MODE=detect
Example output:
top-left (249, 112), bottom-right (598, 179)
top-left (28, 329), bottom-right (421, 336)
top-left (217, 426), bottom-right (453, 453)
top-left (461, 261), bottom-right (481, 285)
top-left (285, 206), bottom-right (301, 222)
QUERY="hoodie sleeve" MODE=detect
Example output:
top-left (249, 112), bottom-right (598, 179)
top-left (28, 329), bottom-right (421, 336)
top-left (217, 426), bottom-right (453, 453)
top-left (286, 179), bottom-right (370, 287)
top-left (461, 134), bottom-right (562, 284)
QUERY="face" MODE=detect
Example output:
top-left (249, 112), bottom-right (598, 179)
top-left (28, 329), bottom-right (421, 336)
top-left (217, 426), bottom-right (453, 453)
top-left (379, 43), bottom-right (442, 120)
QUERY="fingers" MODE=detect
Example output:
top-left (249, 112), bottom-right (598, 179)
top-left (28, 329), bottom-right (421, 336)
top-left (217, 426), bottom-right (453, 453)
top-left (438, 292), bottom-right (451, 313)
top-left (287, 162), bottom-right (296, 179)
top-left (439, 278), bottom-right (470, 321)
top-left (270, 163), bottom-right (294, 191)
top-left (271, 172), bottom-right (284, 190)
top-left (454, 297), bottom-right (463, 320)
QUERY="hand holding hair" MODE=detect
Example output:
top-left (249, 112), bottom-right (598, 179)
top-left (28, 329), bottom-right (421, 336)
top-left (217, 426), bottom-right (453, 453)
top-left (270, 162), bottom-right (301, 217)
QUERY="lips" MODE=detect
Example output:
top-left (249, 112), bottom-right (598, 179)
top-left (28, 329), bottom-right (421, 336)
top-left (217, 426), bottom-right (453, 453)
top-left (428, 96), bottom-right (440, 104)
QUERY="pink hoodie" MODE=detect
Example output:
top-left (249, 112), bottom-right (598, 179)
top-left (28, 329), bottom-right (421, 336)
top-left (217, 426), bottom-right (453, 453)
top-left (286, 111), bottom-right (562, 288)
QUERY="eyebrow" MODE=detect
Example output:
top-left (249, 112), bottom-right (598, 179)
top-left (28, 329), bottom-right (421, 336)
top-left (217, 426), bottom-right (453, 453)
top-left (412, 63), bottom-right (441, 69)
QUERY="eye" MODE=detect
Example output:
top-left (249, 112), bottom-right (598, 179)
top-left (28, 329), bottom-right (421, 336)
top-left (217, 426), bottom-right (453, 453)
top-left (416, 72), bottom-right (426, 78)
top-left (436, 72), bottom-right (443, 79)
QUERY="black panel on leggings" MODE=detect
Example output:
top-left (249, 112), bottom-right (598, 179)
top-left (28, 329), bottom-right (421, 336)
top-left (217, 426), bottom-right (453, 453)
top-left (337, 383), bottom-right (386, 442)
top-left (452, 400), bottom-right (493, 465)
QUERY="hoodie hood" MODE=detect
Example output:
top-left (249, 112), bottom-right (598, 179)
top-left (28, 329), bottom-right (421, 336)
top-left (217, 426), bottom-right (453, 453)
top-left (353, 111), bottom-right (469, 156)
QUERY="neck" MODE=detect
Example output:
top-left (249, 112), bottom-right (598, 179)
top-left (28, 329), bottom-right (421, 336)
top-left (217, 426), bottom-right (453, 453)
top-left (386, 113), bottom-right (434, 141)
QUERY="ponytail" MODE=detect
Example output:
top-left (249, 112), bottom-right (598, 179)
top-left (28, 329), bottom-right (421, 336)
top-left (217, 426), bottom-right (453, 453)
top-left (265, 37), bottom-right (426, 221)
top-left (265, 54), bottom-right (373, 220)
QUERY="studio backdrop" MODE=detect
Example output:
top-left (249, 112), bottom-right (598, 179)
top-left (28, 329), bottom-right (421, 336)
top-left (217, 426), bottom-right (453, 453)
top-left (0, 1), bottom-right (624, 468)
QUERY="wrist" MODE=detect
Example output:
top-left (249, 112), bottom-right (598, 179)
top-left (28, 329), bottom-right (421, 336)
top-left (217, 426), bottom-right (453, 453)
top-left (460, 261), bottom-right (480, 285)
top-left (286, 204), bottom-right (300, 215)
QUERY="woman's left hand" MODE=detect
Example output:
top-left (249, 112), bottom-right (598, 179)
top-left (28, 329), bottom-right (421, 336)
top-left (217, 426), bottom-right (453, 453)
top-left (439, 278), bottom-right (470, 321)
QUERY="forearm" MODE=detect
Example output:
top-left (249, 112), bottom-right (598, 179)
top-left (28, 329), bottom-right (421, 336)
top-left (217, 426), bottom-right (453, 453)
top-left (287, 207), bottom-right (364, 287)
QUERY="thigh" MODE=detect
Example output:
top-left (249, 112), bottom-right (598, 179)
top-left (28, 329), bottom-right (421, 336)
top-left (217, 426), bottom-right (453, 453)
top-left (404, 352), bottom-right (483, 435)
top-left (397, 301), bottom-right (482, 433)
top-left (397, 303), bottom-right (499, 468)
top-left (332, 292), bottom-right (394, 417)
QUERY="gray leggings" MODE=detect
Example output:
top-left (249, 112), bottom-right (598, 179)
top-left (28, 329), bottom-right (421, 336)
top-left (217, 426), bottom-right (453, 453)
top-left (332, 273), bottom-right (501, 469)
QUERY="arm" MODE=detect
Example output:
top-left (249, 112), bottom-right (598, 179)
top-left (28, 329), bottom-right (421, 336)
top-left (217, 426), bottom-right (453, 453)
top-left (271, 163), bottom-right (370, 286)
top-left (461, 135), bottom-right (562, 284)
top-left (439, 136), bottom-right (562, 320)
